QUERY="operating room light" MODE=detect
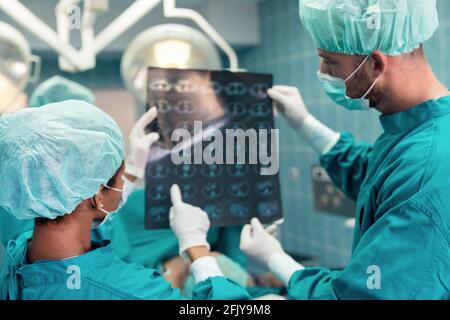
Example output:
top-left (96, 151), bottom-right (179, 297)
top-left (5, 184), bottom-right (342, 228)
top-left (0, 22), bottom-right (38, 114)
top-left (154, 40), bottom-right (192, 69)
top-left (9, 61), bottom-right (28, 79)
top-left (121, 24), bottom-right (222, 104)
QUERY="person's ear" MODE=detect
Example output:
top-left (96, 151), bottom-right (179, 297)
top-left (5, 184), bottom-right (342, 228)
top-left (92, 186), bottom-right (106, 209)
top-left (369, 51), bottom-right (388, 78)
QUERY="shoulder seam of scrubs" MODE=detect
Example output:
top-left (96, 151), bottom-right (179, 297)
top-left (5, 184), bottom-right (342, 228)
top-left (409, 199), bottom-right (450, 245)
top-left (375, 121), bottom-right (437, 220)
top-left (409, 240), bottom-right (447, 300)
top-left (418, 121), bottom-right (438, 190)
top-left (83, 276), bottom-right (143, 300)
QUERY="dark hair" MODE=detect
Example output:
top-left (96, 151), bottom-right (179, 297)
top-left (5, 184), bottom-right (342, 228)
top-left (105, 162), bottom-right (125, 190)
top-left (35, 216), bottom-right (66, 225)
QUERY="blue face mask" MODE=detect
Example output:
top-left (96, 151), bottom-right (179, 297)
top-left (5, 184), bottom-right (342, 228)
top-left (317, 55), bottom-right (380, 111)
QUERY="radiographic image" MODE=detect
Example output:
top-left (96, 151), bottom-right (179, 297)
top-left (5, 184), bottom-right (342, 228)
top-left (145, 67), bottom-right (283, 229)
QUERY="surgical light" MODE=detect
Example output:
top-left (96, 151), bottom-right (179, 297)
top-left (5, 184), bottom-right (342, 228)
top-left (154, 40), bottom-right (192, 68)
top-left (121, 24), bottom-right (222, 104)
top-left (0, 21), bottom-right (40, 114)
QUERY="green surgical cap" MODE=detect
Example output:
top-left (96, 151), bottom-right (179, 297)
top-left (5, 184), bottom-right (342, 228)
top-left (30, 76), bottom-right (96, 108)
top-left (299, 0), bottom-right (439, 56)
top-left (0, 100), bottom-right (125, 220)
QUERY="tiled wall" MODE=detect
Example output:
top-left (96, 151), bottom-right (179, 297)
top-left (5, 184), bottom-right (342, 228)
top-left (237, 0), bottom-right (450, 267)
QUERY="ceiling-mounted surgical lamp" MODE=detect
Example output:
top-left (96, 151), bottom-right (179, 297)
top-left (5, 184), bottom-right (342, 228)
top-left (121, 23), bottom-right (222, 104)
top-left (0, 21), bottom-right (41, 114)
top-left (1, 0), bottom-right (239, 75)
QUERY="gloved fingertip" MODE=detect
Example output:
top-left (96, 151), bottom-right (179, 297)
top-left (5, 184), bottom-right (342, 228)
top-left (152, 132), bottom-right (160, 141)
top-left (267, 89), bottom-right (283, 102)
top-left (239, 225), bottom-right (251, 249)
top-left (142, 107), bottom-right (158, 124)
top-left (240, 224), bottom-right (251, 238)
top-left (145, 132), bottom-right (160, 145)
top-left (250, 217), bottom-right (263, 231)
top-left (265, 224), bottom-right (277, 235)
top-left (148, 106), bottom-right (158, 115)
top-left (242, 223), bottom-right (251, 233)
top-left (170, 184), bottom-right (182, 207)
top-left (272, 104), bottom-right (279, 117)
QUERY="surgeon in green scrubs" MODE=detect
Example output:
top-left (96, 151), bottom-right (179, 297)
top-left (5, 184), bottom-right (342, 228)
top-left (239, 0), bottom-right (450, 299)
top-left (0, 76), bottom-right (97, 251)
top-left (0, 101), bottom-right (249, 300)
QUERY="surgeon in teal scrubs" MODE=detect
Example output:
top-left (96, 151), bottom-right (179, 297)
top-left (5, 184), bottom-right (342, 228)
top-left (0, 101), bottom-right (249, 300)
top-left (0, 76), bottom-right (97, 252)
top-left (239, 0), bottom-right (450, 299)
top-left (5, 76), bottom-right (249, 287)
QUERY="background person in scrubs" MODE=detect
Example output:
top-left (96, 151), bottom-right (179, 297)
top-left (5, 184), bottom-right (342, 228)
top-left (0, 76), bottom-right (96, 256)
top-left (0, 101), bottom-right (250, 300)
top-left (240, 0), bottom-right (450, 299)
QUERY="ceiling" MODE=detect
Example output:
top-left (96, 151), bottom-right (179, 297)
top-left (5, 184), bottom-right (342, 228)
top-left (0, 0), bottom-right (261, 56)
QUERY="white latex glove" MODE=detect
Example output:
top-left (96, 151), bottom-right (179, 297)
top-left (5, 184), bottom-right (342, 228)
top-left (240, 218), bottom-right (284, 267)
top-left (268, 85), bottom-right (340, 155)
top-left (169, 184), bottom-right (211, 255)
top-left (125, 107), bottom-right (160, 179)
top-left (267, 85), bottom-right (309, 130)
top-left (240, 218), bottom-right (305, 285)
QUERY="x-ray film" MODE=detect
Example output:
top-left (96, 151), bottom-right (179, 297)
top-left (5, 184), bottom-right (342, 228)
top-left (145, 67), bottom-right (282, 229)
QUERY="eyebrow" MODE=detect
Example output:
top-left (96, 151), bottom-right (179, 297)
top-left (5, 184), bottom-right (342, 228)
top-left (318, 52), bottom-right (332, 60)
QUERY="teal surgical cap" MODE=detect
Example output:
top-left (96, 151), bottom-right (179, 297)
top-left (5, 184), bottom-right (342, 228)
top-left (30, 76), bottom-right (96, 108)
top-left (299, 0), bottom-right (439, 56)
top-left (0, 100), bottom-right (125, 220)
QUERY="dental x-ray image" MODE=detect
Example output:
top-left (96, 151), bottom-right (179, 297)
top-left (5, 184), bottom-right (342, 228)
top-left (145, 67), bottom-right (282, 229)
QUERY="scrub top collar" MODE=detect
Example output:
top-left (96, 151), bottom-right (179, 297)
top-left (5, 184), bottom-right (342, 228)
top-left (379, 95), bottom-right (450, 134)
top-left (6, 231), bottom-right (114, 287)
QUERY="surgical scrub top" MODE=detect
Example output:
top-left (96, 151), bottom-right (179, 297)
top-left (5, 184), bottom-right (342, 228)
top-left (288, 96), bottom-right (450, 300)
top-left (0, 231), bottom-right (250, 300)
top-left (0, 208), bottom-right (115, 268)
top-left (0, 209), bottom-right (33, 248)
top-left (0, 209), bottom-right (33, 269)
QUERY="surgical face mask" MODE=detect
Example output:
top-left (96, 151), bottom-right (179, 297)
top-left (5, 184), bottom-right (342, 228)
top-left (317, 55), bottom-right (380, 111)
top-left (91, 176), bottom-right (135, 229)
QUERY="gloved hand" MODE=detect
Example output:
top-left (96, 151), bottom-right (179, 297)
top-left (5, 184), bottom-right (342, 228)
top-left (268, 85), bottom-right (340, 155)
top-left (240, 218), bottom-right (284, 267)
top-left (241, 218), bottom-right (304, 285)
top-left (125, 107), bottom-right (160, 179)
top-left (169, 184), bottom-right (211, 255)
top-left (267, 85), bottom-right (310, 130)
